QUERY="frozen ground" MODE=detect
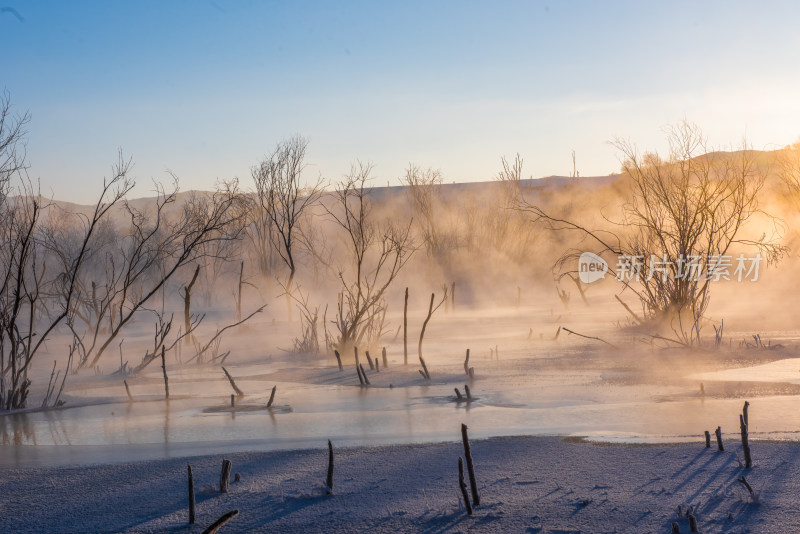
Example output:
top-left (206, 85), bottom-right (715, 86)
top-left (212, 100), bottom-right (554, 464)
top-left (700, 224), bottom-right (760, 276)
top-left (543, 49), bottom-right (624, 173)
top-left (0, 434), bottom-right (796, 533)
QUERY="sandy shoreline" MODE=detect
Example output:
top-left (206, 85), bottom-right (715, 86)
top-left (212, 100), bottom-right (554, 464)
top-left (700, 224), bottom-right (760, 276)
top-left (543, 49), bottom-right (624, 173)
top-left (0, 434), bottom-right (793, 533)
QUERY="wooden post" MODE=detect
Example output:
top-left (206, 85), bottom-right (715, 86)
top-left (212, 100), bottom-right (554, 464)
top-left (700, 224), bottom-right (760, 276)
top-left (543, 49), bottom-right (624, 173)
top-left (740, 414), bottom-right (752, 468)
top-left (160, 346), bottom-right (169, 400)
top-left (230, 394), bottom-right (235, 407)
top-left (354, 346), bottom-right (360, 369)
top-left (464, 384), bottom-right (472, 401)
top-left (458, 457), bottom-right (473, 515)
top-left (366, 350), bottom-right (375, 370)
top-left (326, 439), bottom-right (334, 494)
top-left (403, 287), bottom-right (409, 365)
top-left (219, 459), bottom-right (232, 493)
top-left (461, 423), bottom-right (480, 506)
top-left (222, 367), bottom-right (244, 397)
top-left (704, 430), bottom-right (711, 448)
top-left (715, 426), bottom-right (724, 451)
top-left (464, 349), bottom-right (470, 376)
top-left (188, 464), bottom-right (195, 524)
top-left (359, 364), bottom-right (370, 385)
top-left (201, 510), bottom-right (239, 534)
top-left (123, 380), bottom-right (133, 401)
top-left (454, 388), bottom-right (463, 401)
top-left (743, 400), bottom-right (749, 427)
top-left (382, 347), bottom-right (388, 368)
top-left (334, 350), bottom-right (343, 371)
top-left (183, 265), bottom-right (200, 346)
top-left (266, 385), bottom-right (277, 408)
top-left (374, 357), bottom-right (379, 372)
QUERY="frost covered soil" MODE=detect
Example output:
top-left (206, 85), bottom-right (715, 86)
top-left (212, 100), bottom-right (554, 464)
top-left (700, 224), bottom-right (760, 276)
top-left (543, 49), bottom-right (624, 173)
top-left (1, 435), bottom-right (797, 533)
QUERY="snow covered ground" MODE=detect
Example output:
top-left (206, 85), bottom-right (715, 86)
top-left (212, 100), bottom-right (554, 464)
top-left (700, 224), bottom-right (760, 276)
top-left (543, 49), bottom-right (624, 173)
top-left (1, 434), bottom-right (794, 533)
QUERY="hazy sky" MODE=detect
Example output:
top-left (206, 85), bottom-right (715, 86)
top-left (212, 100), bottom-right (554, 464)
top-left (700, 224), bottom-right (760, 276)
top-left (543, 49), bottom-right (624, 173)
top-left (3, 1), bottom-right (800, 202)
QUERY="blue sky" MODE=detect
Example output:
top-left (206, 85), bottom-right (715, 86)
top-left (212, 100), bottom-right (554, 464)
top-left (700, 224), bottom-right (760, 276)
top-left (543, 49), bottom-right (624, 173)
top-left (3, 1), bottom-right (800, 202)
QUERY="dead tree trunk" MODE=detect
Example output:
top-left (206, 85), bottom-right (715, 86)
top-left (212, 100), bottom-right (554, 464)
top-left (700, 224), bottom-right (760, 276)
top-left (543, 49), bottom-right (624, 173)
top-left (219, 459), bottom-right (232, 493)
top-left (359, 364), bottom-right (370, 385)
top-left (334, 350), bottom-right (343, 371)
top-left (715, 426), bottom-right (724, 451)
top-left (266, 385), bottom-right (277, 407)
top-left (403, 287), bottom-right (408, 365)
top-left (222, 367), bottom-right (244, 397)
top-left (188, 464), bottom-right (196, 524)
top-left (464, 349), bottom-right (470, 375)
top-left (461, 423), bottom-right (480, 506)
top-left (201, 510), bottom-right (239, 534)
top-left (366, 350), bottom-right (375, 370)
top-left (458, 457), bottom-right (473, 515)
top-left (419, 355), bottom-right (431, 380)
top-left (326, 439), bottom-right (334, 494)
top-left (382, 347), bottom-right (388, 368)
top-left (740, 412), bottom-right (752, 468)
top-left (704, 430), bottom-right (711, 448)
top-left (183, 265), bottom-right (200, 346)
top-left (160, 346), bottom-right (169, 400)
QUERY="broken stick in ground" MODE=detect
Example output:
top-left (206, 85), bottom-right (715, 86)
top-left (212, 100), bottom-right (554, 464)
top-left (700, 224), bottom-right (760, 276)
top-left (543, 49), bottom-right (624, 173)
top-left (222, 366), bottom-right (244, 397)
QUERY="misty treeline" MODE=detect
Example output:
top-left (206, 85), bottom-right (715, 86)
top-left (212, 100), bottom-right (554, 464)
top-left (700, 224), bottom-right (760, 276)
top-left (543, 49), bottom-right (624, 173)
top-left (0, 92), bottom-right (546, 411)
top-left (3, 88), bottom-right (800, 411)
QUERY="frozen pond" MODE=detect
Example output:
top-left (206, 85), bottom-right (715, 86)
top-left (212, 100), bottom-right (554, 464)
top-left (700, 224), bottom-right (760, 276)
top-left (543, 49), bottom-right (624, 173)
top-left (4, 309), bottom-right (800, 468)
top-left (5, 365), bottom-right (800, 467)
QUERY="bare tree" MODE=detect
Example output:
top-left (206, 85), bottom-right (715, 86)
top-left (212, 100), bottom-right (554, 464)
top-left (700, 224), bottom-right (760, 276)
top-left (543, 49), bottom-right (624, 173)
top-left (0, 112), bottom-right (132, 411)
top-left (404, 164), bottom-right (444, 257)
top-left (68, 178), bottom-right (247, 369)
top-left (250, 136), bottom-right (324, 310)
top-left (519, 122), bottom-right (784, 344)
top-left (325, 161), bottom-right (415, 351)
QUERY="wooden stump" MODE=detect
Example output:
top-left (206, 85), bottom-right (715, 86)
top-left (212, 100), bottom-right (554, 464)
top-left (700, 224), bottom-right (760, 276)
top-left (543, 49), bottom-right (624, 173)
top-left (740, 414), bottom-right (752, 468)
top-left (334, 349), bottom-right (343, 371)
top-left (704, 430), bottom-right (710, 448)
top-left (464, 349), bottom-right (470, 376)
top-left (326, 439), bottom-right (334, 494)
top-left (266, 385), bottom-right (277, 408)
top-left (219, 459), bottom-right (232, 493)
top-left (458, 457), bottom-right (473, 515)
top-left (461, 423), bottom-right (480, 506)
top-left (715, 426), bottom-right (724, 451)
top-left (222, 366), bottom-right (244, 397)
top-left (382, 347), bottom-right (388, 369)
top-left (188, 464), bottom-right (195, 524)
